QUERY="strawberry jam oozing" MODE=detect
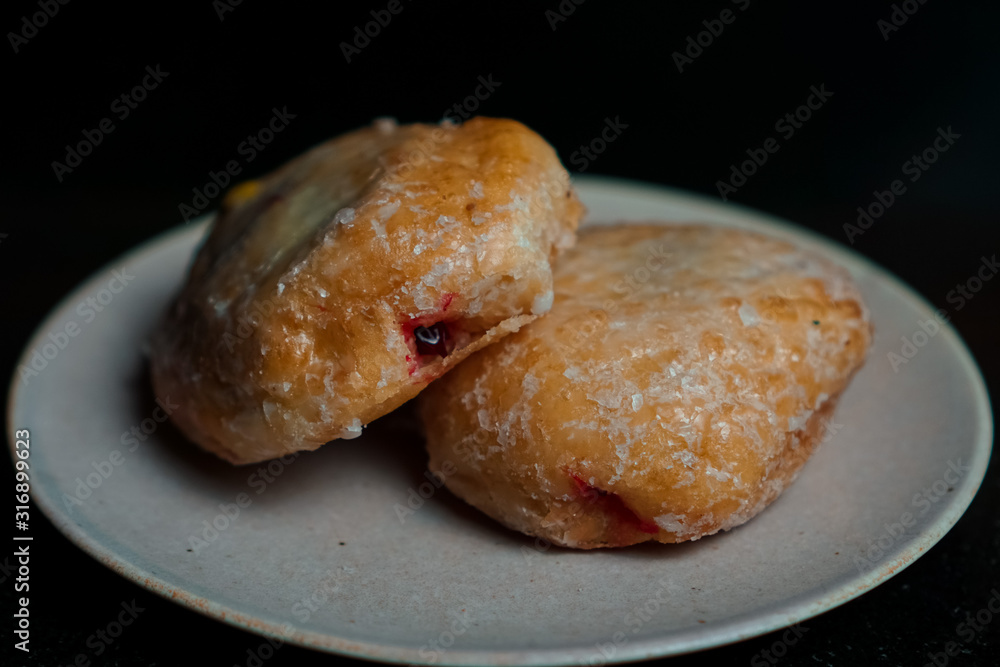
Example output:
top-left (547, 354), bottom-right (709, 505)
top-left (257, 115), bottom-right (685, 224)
top-left (401, 293), bottom-right (460, 375)
top-left (413, 323), bottom-right (449, 356)
top-left (402, 320), bottom-right (458, 366)
top-left (569, 473), bottom-right (659, 535)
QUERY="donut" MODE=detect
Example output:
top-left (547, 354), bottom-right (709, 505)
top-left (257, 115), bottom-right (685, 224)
top-left (418, 224), bottom-right (872, 548)
top-left (150, 117), bottom-right (584, 464)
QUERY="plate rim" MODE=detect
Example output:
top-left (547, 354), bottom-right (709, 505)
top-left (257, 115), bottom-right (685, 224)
top-left (7, 175), bottom-right (994, 665)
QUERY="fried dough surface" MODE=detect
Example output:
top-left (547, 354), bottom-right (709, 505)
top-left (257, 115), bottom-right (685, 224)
top-left (419, 224), bottom-right (871, 548)
top-left (151, 117), bottom-right (583, 463)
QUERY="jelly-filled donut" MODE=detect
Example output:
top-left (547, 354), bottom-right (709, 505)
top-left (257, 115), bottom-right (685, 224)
top-left (419, 224), bottom-right (871, 548)
top-left (151, 117), bottom-right (583, 464)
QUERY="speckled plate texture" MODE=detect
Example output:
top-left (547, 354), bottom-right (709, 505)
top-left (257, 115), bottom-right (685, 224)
top-left (8, 176), bottom-right (993, 665)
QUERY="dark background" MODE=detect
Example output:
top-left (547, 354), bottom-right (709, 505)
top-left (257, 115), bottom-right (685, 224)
top-left (2, 1), bottom-right (997, 665)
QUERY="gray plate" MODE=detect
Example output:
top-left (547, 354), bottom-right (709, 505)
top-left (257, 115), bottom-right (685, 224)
top-left (7, 176), bottom-right (993, 665)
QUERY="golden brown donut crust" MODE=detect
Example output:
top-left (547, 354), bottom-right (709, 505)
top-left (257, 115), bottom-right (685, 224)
top-left (151, 117), bottom-right (583, 464)
top-left (418, 224), bottom-right (872, 548)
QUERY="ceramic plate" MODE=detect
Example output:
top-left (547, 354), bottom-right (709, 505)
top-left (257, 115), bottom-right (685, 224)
top-left (7, 176), bottom-right (992, 665)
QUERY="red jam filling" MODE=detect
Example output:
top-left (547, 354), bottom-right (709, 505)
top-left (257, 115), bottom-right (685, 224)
top-left (569, 473), bottom-right (659, 535)
top-left (400, 293), bottom-right (460, 375)
top-left (413, 323), bottom-right (449, 357)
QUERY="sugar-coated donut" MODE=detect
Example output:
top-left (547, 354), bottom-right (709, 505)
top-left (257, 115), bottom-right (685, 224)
top-left (151, 117), bottom-right (583, 464)
top-left (419, 224), bottom-right (872, 548)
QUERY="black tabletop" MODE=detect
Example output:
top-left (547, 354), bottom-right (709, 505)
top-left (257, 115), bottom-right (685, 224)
top-left (2, 1), bottom-right (997, 665)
